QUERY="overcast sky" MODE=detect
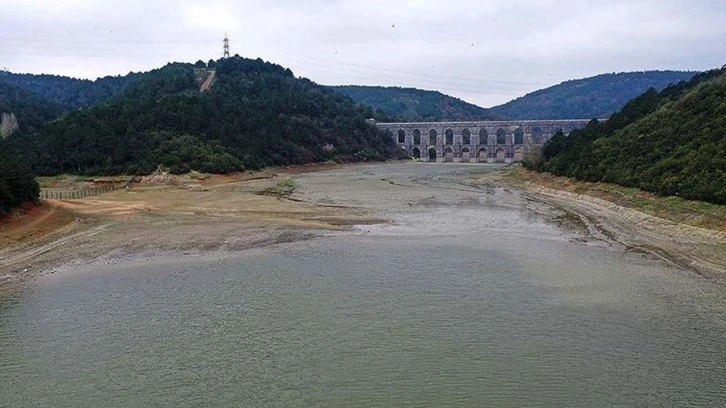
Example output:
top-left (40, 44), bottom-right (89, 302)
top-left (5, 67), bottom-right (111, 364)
top-left (2, 0), bottom-right (724, 106)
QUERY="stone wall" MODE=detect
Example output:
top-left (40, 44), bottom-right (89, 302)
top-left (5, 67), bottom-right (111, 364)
top-left (375, 119), bottom-right (591, 163)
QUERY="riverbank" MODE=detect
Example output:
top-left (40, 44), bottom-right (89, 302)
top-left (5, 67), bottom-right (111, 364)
top-left (1, 163), bottom-right (724, 287)
top-left (0, 164), bottom-right (383, 287)
top-left (492, 167), bottom-right (726, 283)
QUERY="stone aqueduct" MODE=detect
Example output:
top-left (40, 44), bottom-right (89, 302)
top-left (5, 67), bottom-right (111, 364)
top-left (374, 120), bottom-right (591, 163)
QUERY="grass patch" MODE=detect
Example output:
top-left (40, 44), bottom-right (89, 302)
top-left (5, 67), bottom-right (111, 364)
top-left (257, 178), bottom-right (296, 198)
top-left (37, 174), bottom-right (130, 189)
top-left (507, 167), bottom-right (726, 232)
top-left (189, 171), bottom-right (210, 181)
top-left (553, 210), bottom-right (589, 235)
top-left (36, 175), bottom-right (66, 188)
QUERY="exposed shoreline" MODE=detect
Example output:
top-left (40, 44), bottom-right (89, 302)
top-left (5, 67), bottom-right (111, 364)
top-left (496, 168), bottom-right (726, 283)
top-left (1, 162), bottom-right (724, 288)
top-left (0, 163), bottom-right (383, 288)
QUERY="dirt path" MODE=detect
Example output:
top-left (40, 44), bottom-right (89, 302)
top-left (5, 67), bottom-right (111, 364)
top-left (200, 70), bottom-right (215, 92)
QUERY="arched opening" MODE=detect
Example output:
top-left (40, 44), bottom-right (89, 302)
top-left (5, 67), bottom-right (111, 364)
top-left (412, 147), bottom-right (421, 159)
top-left (444, 147), bottom-right (454, 162)
top-left (479, 128), bottom-right (488, 145)
top-left (513, 147), bottom-right (524, 162)
top-left (496, 128), bottom-right (506, 145)
top-left (429, 129), bottom-right (437, 145)
top-left (413, 129), bottom-right (421, 145)
top-left (532, 127), bottom-right (543, 144)
top-left (397, 129), bottom-right (406, 144)
top-left (495, 148), bottom-right (506, 163)
top-left (462, 128), bottom-right (471, 145)
top-left (428, 147), bottom-right (437, 162)
top-left (445, 129), bottom-right (454, 145)
top-left (461, 148), bottom-right (470, 163)
top-left (514, 127), bottom-right (524, 145)
top-left (477, 148), bottom-right (487, 162)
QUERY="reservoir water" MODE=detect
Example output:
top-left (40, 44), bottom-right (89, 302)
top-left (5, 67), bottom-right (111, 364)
top-left (1, 164), bottom-right (725, 407)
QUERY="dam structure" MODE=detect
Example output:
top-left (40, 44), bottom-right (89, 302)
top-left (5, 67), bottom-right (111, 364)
top-left (374, 119), bottom-right (592, 163)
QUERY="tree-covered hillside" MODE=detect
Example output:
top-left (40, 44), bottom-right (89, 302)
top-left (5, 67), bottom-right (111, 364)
top-left (490, 71), bottom-right (698, 120)
top-left (531, 66), bottom-right (726, 204)
top-left (5, 58), bottom-right (405, 176)
top-left (331, 86), bottom-right (503, 122)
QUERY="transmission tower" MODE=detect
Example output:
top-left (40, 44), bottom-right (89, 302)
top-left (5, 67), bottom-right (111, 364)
top-left (223, 33), bottom-right (230, 59)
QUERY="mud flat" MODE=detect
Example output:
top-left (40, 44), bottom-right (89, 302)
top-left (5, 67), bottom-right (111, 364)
top-left (289, 162), bottom-right (725, 284)
top-left (0, 165), bottom-right (382, 286)
top-left (1, 162), bottom-right (724, 287)
top-left (492, 168), bottom-right (726, 283)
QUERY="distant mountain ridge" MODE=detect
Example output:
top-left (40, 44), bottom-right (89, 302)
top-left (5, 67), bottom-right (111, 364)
top-left (331, 71), bottom-right (698, 122)
top-left (330, 85), bottom-right (503, 122)
top-left (0, 70), bottom-right (141, 110)
top-left (0, 69), bottom-right (702, 130)
top-left (489, 71), bottom-right (698, 120)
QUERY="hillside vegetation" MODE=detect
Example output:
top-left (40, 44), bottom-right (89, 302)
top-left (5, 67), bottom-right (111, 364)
top-left (331, 85), bottom-right (502, 122)
top-left (490, 71), bottom-right (697, 119)
top-left (530, 67), bottom-right (726, 204)
top-left (4, 58), bottom-right (404, 176)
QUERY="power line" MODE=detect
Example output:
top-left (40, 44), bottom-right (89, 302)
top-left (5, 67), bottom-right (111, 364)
top-left (0, 38), bottom-right (219, 45)
top-left (223, 33), bottom-right (230, 59)
top-left (1, 36), bottom-right (546, 98)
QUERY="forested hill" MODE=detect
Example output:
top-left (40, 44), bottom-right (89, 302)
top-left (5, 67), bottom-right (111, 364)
top-left (4, 57), bottom-right (405, 176)
top-left (531, 66), bottom-right (726, 204)
top-left (330, 86), bottom-right (503, 121)
top-left (490, 71), bottom-right (698, 120)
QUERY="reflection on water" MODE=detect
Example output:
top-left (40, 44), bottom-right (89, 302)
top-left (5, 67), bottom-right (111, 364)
top-left (1, 164), bottom-right (725, 407)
